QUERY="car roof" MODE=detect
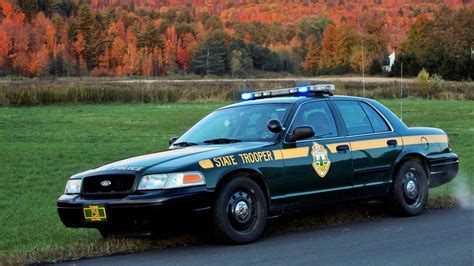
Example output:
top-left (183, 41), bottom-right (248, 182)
top-left (222, 95), bottom-right (370, 109)
top-left (221, 97), bottom-right (303, 109)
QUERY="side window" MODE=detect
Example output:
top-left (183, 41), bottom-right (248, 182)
top-left (291, 101), bottom-right (338, 138)
top-left (360, 102), bottom-right (390, 132)
top-left (334, 101), bottom-right (373, 135)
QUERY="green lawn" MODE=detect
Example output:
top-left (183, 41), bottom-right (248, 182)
top-left (0, 100), bottom-right (472, 261)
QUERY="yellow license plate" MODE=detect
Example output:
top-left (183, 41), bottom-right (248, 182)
top-left (83, 205), bottom-right (107, 222)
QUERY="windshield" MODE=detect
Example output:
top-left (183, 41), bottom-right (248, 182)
top-left (175, 103), bottom-right (291, 145)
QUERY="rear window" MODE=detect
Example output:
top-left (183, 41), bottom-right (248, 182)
top-left (360, 102), bottom-right (390, 133)
top-left (334, 101), bottom-right (373, 135)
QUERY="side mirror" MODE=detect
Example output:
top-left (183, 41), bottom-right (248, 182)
top-left (267, 119), bottom-right (284, 133)
top-left (286, 126), bottom-right (315, 142)
top-left (169, 136), bottom-right (179, 145)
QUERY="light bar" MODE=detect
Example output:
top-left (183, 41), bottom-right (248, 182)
top-left (240, 84), bottom-right (335, 101)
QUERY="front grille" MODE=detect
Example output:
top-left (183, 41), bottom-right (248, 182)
top-left (82, 174), bottom-right (136, 194)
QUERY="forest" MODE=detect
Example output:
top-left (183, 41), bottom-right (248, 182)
top-left (0, 0), bottom-right (472, 80)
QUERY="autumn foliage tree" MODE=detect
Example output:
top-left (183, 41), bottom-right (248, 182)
top-left (393, 8), bottom-right (474, 80)
top-left (302, 36), bottom-right (321, 74)
top-left (0, 0), bottom-right (470, 79)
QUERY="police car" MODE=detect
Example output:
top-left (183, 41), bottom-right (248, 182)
top-left (57, 85), bottom-right (458, 244)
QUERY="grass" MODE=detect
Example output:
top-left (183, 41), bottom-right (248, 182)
top-left (0, 99), bottom-right (472, 264)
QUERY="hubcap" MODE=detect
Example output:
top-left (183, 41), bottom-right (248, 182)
top-left (406, 180), bottom-right (417, 197)
top-left (227, 191), bottom-right (256, 232)
top-left (234, 201), bottom-right (249, 221)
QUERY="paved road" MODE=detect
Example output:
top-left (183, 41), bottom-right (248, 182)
top-left (65, 208), bottom-right (473, 266)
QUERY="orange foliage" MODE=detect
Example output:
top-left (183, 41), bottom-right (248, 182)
top-left (176, 46), bottom-right (191, 72)
top-left (0, 0), bottom-right (470, 76)
top-left (0, 27), bottom-right (10, 65)
top-left (29, 44), bottom-right (50, 76)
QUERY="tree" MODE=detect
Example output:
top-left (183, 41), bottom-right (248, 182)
top-left (29, 44), bottom-right (50, 76)
top-left (138, 22), bottom-right (164, 50)
top-left (230, 50), bottom-right (242, 76)
top-left (190, 34), bottom-right (228, 76)
top-left (360, 14), bottom-right (389, 63)
top-left (72, 33), bottom-right (87, 74)
top-left (0, 27), bottom-right (10, 66)
top-left (390, 52), bottom-right (421, 77)
top-left (11, 23), bottom-right (30, 75)
top-left (302, 36), bottom-right (320, 74)
top-left (397, 8), bottom-right (474, 80)
top-left (296, 16), bottom-right (329, 44)
top-left (368, 59), bottom-right (382, 75)
top-left (77, 3), bottom-right (100, 70)
top-left (319, 22), bottom-right (360, 73)
top-left (248, 42), bottom-right (281, 72)
top-left (17, 0), bottom-right (39, 21)
top-left (122, 29), bottom-right (140, 76)
top-left (228, 49), bottom-right (252, 76)
top-left (77, 4), bottom-right (94, 38)
top-left (332, 23), bottom-right (359, 67)
top-left (111, 36), bottom-right (126, 68)
top-left (176, 46), bottom-right (191, 73)
top-left (319, 24), bottom-right (336, 69)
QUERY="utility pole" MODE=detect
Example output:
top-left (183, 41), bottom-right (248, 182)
top-left (362, 41), bottom-right (365, 97)
top-left (400, 62), bottom-right (403, 122)
top-left (206, 48), bottom-right (210, 78)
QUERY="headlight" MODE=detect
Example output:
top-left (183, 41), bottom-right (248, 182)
top-left (64, 179), bottom-right (82, 194)
top-left (138, 172), bottom-right (205, 190)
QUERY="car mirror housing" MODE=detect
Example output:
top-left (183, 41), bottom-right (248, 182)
top-left (286, 126), bottom-right (315, 142)
top-left (169, 136), bottom-right (179, 145)
top-left (267, 119), bottom-right (284, 133)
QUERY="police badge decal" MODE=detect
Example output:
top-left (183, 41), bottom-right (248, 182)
top-left (311, 142), bottom-right (331, 178)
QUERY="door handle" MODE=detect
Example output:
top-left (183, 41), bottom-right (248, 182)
top-left (387, 139), bottom-right (398, 146)
top-left (336, 144), bottom-right (350, 151)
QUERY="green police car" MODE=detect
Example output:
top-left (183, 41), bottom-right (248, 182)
top-left (57, 85), bottom-right (458, 244)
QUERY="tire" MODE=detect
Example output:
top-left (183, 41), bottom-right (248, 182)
top-left (389, 159), bottom-right (429, 216)
top-left (211, 176), bottom-right (267, 244)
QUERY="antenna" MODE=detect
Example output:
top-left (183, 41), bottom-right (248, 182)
top-left (362, 41), bottom-right (365, 97)
top-left (400, 62), bottom-right (403, 121)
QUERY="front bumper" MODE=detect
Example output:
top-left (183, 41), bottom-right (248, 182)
top-left (57, 185), bottom-right (212, 229)
top-left (428, 153), bottom-right (459, 188)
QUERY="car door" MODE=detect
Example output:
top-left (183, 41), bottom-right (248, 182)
top-left (333, 100), bottom-right (402, 196)
top-left (277, 100), bottom-right (353, 206)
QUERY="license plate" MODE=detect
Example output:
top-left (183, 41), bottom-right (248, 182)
top-left (83, 205), bottom-right (107, 222)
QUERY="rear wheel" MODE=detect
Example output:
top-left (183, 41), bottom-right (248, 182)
top-left (390, 159), bottom-right (429, 216)
top-left (211, 176), bottom-right (267, 244)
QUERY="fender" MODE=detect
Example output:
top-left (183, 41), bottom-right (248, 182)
top-left (390, 148), bottom-right (428, 178)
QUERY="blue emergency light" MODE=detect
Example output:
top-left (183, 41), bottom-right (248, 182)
top-left (240, 92), bottom-right (254, 101)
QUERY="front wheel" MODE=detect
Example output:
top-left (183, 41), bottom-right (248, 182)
top-left (211, 176), bottom-right (267, 244)
top-left (390, 159), bottom-right (429, 216)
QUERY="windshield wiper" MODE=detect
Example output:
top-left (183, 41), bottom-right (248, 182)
top-left (172, 141), bottom-right (199, 147)
top-left (203, 138), bottom-right (242, 144)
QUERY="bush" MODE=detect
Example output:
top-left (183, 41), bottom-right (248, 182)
top-left (416, 68), bottom-right (430, 97)
top-left (429, 73), bottom-right (444, 97)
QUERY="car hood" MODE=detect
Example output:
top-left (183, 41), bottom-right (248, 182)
top-left (72, 142), bottom-right (274, 178)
